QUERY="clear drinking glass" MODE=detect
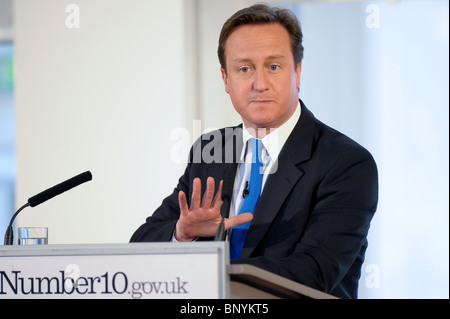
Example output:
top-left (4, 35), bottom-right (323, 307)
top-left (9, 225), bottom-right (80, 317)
top-left (17, 227), bottom-right (48, 245)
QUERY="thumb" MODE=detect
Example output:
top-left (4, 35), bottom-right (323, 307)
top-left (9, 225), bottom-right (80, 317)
top-left (224, 213), bottom-right (253, 230)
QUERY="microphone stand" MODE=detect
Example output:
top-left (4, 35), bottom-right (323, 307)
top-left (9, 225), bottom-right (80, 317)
top-left (4, 203), bottom-right (30, 245)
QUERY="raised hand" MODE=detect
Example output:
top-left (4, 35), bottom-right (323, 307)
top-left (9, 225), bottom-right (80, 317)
top-left (175, 177), bottom-right (253, 242)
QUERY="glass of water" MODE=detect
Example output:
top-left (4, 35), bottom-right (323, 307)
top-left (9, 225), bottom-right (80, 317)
top-left (18, 227), bottom-right (48, 245)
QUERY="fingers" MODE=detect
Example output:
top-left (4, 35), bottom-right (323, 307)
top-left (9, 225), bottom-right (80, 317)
top-left (178, 190), bottom-right (189, 217)
top-left (179, 177), bottom-right (223, 214)
top-left (212, 180), bottom-right (224, 209)
top-left (224, 213), bottom-right (254, 230)
top-left (201, 177), bottom-right (215, 208)
top-left (190, 177), bottom-right (222, 209)
top-left (190, 178), bottom-right (201, 210)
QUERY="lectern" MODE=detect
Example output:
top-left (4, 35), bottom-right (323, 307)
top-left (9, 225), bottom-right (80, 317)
top-left (0, 242), bottom-right (336, 299)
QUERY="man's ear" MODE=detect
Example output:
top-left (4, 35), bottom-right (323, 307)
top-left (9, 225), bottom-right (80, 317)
top-left (295, 62), bottom-right (302, 89)
top-left (221, 68), bottom-right (230, 94)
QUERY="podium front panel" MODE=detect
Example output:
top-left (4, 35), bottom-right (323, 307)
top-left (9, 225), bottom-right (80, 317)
top-left (0, 242), bottom-right (229, 299)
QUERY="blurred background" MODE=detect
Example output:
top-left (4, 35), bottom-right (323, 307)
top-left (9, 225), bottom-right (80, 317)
top-left (0, 0), bottom-right (448, 298)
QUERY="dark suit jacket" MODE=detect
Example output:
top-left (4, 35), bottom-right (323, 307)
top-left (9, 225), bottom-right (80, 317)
top-left (130, 100), bottom-right (378, 299)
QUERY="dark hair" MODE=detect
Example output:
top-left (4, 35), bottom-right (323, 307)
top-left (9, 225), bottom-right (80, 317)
top-left (218, 3), bottom-right (304, 71)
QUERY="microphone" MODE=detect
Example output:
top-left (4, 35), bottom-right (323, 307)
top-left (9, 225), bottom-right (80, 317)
top-left (3, 171), bottom-right (92, 245)
top-left (242, 181), bottom-right (249, 198)
top-left (215, 166), bottom-right (235, 241)
top-left (28, 171), bottom-right (92, 207)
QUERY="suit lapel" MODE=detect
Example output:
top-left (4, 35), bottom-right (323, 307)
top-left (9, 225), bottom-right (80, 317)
top-left (240, 100), bottom-right (317, 258)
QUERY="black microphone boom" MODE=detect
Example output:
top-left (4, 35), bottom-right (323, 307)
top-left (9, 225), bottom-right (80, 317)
top-left (3, 171), bottom-right (92, 245)
top-left (28, 171), bottom-right (92, 207)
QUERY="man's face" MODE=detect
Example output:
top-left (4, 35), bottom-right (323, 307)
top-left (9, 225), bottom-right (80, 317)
top-left (221, 23), bottom-right (301, 133)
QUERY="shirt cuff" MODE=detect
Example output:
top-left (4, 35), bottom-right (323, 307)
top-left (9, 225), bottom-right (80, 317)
top-left (171, 231), bottom-right (198, 242)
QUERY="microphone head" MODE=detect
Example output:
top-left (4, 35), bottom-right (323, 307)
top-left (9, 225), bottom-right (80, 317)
top-left (28, 171), bottom-right (92, 207)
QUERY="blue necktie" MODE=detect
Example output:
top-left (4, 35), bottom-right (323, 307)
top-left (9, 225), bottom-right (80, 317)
top-left (230, 138), bottom-right (264, 259)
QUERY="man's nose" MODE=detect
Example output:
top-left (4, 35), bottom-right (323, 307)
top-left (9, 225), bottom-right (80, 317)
top-left (253, 70), bottom-right (269, 92)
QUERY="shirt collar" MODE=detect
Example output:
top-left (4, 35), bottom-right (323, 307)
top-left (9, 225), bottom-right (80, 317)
top-left (240, 101), bottom-right (301, 162)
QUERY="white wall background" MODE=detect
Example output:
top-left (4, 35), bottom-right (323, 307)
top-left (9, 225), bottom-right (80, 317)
top-left (13, 0), bottom-right (449, 298)
top-left (295, 0), bottom-right (449, 299)
top-left (14, 0), bottom-right (189, 243)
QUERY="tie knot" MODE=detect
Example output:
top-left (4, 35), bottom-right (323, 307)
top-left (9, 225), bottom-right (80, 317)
top-left (249, 138), bottom-right (263, 165)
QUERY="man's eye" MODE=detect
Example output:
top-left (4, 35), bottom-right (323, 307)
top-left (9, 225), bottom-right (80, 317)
top-left (239, 67), bottom-right (250, 73)
top-left (269, 65), bottom-right (280, 71)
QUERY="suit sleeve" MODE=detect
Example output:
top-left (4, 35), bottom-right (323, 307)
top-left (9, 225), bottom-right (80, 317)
top-left (234, 146), bottom-right (379, 298)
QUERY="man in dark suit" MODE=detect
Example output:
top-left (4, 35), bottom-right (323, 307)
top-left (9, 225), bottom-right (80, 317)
top-left (130, 4), bottom-right (378, 299)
